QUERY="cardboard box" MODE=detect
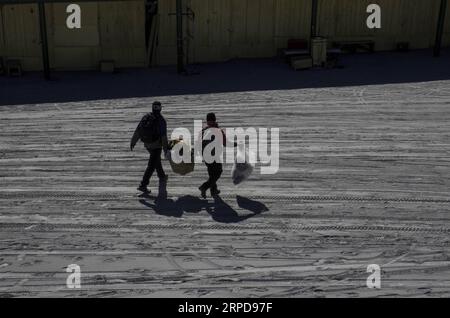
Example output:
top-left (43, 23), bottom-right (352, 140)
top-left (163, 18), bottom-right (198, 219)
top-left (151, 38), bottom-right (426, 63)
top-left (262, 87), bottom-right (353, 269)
top-left (6, 59), bottom-right (22, 77)
top-left (290, 56), bottom-right (313, 70)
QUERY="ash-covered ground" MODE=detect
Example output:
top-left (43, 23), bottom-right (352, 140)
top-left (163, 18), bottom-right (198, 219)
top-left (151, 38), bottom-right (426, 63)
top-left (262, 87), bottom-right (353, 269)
top-left (1, 51), bottom-right (450, 297)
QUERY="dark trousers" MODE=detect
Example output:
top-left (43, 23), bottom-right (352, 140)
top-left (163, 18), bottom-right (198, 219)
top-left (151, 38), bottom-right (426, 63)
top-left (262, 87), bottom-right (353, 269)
top-left (200, 162), bottom-right (223, 192)
top-left (141, 148), bottom-right (165, 187)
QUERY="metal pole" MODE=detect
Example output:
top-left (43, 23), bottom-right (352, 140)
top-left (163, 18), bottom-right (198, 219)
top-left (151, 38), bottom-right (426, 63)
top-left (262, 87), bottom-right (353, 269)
top-left (176, 0), bottom-right (185, 74)
top-left (38, 1), bottom-right (50, 80)
top-left (434, 0), bottom-right (448, 57)
top-left (311, 0), bottom-right (319, 38)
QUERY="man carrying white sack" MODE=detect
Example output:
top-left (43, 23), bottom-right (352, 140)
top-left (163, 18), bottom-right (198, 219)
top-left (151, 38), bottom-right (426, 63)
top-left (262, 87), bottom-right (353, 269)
top-left (198, 113), bottom-right (237, 198)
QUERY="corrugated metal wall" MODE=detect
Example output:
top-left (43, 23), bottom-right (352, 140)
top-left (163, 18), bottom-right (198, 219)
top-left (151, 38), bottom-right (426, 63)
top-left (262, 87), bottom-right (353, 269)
top-left (0, 5), bottom-right (4, 62)
top-left (0, 4), bottom-right (41, 70)
top-left (0, 0), bottom-right (448, 70)
top-left (50, 1), bottom-right (146, 70)
top-left (0, 1), bottom-right (146, 71)
top-left (445, 1), bottom-right (450, 46)
top-left (98, 1), bottom-right (146, 67)
top-left (157, 0), bottom-right (312, 65)
top-left (50, 3), bottom-right (101, 70)
top-left (156, 0), bottom-right (448, 65)
top-left (318, 0), bottom-right (441, 50)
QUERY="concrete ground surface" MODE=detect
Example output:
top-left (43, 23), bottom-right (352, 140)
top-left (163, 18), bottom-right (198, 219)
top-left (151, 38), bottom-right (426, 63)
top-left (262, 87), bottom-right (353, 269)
top-left (1, 51), bottom-right (450, 297)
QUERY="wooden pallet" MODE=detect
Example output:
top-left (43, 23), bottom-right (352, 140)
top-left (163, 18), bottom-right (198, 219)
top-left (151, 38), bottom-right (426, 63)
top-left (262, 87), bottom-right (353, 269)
top-left (333, 40), bottom-right (375, 53)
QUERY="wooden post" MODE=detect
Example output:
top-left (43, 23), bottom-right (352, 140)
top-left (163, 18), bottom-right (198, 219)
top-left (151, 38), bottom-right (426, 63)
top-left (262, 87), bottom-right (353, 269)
top-left (434, 0), bottom-right (448, 57)
top-left (176, 0), bottom-right (185, 74)
top-left (38, 1), bottom-right (50, 80)
top-left (311, 0), bottom-right (319, 38)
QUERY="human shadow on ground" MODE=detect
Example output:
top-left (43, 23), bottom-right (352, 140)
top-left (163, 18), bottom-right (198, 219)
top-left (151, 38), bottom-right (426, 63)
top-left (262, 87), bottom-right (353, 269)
top-left (138, 181), bottom-right (268, 223)
top-left (204, 195), bottom-right (266, 223)
top-left (236, 195), bottom-right (270, 214)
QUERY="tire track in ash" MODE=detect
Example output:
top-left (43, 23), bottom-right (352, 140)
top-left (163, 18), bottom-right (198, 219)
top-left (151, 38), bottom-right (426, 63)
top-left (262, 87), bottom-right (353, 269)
top-left (0, 222), bottom-right (448, 234)
top-left (1, 191), bottom-right (450, 204)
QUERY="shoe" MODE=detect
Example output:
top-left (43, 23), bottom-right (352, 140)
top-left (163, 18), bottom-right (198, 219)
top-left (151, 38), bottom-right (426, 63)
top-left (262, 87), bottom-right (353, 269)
top-left (137, 185), bottom-right (151, 193)
top-left (211, 189), bottom-right (221, 196)
top-left (199, 186), bottom-right (207, 199)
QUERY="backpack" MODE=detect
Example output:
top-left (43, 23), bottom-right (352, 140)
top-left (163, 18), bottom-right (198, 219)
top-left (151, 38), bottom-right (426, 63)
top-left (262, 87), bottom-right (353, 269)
top-left (139, 113), bottom-right (161, 143)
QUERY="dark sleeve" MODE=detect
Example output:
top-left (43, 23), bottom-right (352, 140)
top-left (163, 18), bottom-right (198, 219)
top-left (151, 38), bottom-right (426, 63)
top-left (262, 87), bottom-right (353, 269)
top-left (131, 115), bottom-right (146, 147)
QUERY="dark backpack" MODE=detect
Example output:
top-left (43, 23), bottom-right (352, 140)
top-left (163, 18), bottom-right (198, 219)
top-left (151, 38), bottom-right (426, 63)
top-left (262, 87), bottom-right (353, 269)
top-left (139, 113), bottom-right (161, 143)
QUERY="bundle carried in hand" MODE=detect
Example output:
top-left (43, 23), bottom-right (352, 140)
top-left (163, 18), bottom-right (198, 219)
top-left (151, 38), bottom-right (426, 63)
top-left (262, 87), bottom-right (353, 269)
top-left (168, 139), bottom-right (195, 175)
top-left (231, 146), bottom-right (255, 185)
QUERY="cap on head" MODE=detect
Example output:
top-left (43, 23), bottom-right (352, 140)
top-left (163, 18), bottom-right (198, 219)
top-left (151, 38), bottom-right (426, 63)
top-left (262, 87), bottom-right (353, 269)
top-left (206, 112), bottom-right (216, 122)
top-left (152, 101), bottom-right (162, 112)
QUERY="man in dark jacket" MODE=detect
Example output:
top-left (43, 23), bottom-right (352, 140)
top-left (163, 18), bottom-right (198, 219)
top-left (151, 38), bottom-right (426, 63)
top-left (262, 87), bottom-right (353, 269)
top-left (131, 101), bottom-right (169, 193)
top-left (198, 113), bottom-right (237, 198)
